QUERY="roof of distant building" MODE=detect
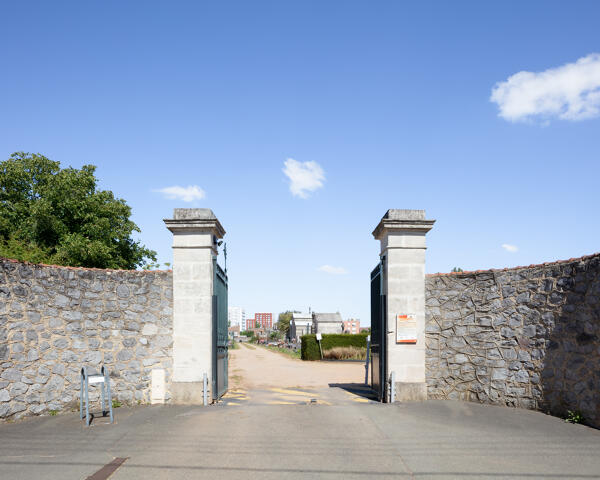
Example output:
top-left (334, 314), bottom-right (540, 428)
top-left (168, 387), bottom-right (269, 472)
top-left (313, 312), bottom-right (343, 323)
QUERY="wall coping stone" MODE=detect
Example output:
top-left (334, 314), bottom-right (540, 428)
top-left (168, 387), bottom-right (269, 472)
top-left (0, 257), bottom-right (171, 274)
top-left (427, 252), bottom-right (600, 277)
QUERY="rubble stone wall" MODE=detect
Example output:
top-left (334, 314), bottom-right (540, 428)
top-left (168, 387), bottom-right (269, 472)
top-left (425, 254), bottom-right (600, 427)
top-left (0, 259), bottom-right (173, 420)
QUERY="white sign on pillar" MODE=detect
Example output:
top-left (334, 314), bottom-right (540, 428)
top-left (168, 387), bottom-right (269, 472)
top-left (372, 209), bottom-right (435, 402)
top-left (164, 208), bottom-right (225, 404)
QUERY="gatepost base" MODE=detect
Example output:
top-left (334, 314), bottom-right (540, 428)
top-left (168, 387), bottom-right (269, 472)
top-left (171, 382), bottom-right (206, 405)
top-left (394, 382), bottom-right (427, 402)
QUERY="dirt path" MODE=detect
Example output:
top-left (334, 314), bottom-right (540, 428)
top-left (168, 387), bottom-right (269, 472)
top-left (229, 343), bottom-right (364, 390)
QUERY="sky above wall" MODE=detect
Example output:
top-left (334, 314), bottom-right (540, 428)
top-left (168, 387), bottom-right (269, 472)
top-left (1, 1), bottom-right (599, 325)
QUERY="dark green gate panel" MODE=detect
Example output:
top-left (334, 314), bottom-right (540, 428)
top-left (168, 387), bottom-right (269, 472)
top-left (212, 259), bottom-right (228, 400)
top-left (370, 259), bottom-right (386, 402)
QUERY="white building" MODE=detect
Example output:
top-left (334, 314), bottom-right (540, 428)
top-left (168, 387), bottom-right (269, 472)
top-left (289, 312), bottom-right (312, 342)
top-left (228, 306), bottom-right (246, 330)
top-left (312, 312), bottom-right (344, 334)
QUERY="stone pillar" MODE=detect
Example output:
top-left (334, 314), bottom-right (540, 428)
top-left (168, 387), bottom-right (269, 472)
top-left (373, 209), bottom-right (435, 401)
top-left (164, 208), bottom-right (225, 404)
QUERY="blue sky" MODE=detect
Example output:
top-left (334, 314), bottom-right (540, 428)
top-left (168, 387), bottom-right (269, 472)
top-left (1, 1), bottom-right (599, 325)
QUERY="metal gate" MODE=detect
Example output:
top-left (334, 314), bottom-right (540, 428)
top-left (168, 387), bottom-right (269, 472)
top-left (370, 259), bottom-right (387, 401)
top-left (212, 259), bottom-right (228, 400)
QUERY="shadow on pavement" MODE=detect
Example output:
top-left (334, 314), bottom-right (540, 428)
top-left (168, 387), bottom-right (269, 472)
top-left (328, 383), bottom-right (378, 401)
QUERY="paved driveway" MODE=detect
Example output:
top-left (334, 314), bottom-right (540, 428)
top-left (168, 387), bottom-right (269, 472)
top-left (1, 399), bottom-right (599, 479)
top-left (2, 345), bottom-right (599, 479)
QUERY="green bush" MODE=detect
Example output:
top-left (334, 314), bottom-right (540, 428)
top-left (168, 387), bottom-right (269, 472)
top-left (301, 334), bottom-right (321, 360)
top-left (301, 333), bottom-right (369, 360)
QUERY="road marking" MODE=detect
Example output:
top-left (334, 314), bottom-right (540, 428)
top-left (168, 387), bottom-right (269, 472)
top-left (268, 387), bottom-right (315, 397)
top-left (85, 457), bottom-right (128, 480)
top-left (353, 398), bottom-right (370, 403)
top-left (227, 402), bottom-right (241, 405)
top-left (267, 401), bottom-right (297, 405)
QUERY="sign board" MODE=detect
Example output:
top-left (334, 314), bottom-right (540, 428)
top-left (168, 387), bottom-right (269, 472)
top-left (88, 375), bottom-right (105, 384)
top-left (396, 314), bottom-right (417, 344)
top-left (316, 333), bottom-right (322, 341)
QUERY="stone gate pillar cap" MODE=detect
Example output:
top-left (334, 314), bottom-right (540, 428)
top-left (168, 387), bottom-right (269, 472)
top-left (164, 208), bottom-right (225, 238)
top-left (372, 209), bottom-right (435, 240)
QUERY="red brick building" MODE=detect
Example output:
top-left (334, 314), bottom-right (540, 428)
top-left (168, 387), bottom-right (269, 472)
top-left (254, 312), bottom-right (272, 329)
top-left (342, 318), bottom-right (360, 334)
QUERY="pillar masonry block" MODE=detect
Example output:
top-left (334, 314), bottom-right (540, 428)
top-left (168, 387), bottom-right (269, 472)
top-left (164, 208), bottom-right (225, 404)
top-left (373, 209), bottom-right (435, 401)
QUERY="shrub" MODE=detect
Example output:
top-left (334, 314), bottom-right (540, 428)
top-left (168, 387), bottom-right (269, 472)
top-left (301, 334), bottom-right (321, 360)
top-left (301, 333), bottom-right (369, 360)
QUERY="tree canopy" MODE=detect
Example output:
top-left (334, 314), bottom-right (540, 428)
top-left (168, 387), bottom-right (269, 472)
top-left (276, 310), bottom-right (300, 334)
top-left (0, 152), bottom-right (156, 269)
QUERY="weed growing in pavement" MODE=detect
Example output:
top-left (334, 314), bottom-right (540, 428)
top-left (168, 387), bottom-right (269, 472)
top-left (112, 399), bottom-right (122, 408)
top-left (49, 410), bottom-right (58, 416)
top-left (565, 410), bottom-right (584, 424)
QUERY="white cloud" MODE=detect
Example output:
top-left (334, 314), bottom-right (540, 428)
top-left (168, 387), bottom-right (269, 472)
top-left (502, 244), bottom-right (518, 253)
top-left (490, 53), bottom-right (600, 122)
top-left (283, 158), bottom-right (325, 198)
top-left (155, 185), bottom-right (206, 202)
top-left (318, 265), bottom-right (348, 275)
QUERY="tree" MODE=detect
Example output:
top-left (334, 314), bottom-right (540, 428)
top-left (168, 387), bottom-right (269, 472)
top-left (451, 267), bottom-right (464, 273)
top-left (0, 152), bottom-right (156, 269)
top-left (276, 310), bottom-right (301, 335)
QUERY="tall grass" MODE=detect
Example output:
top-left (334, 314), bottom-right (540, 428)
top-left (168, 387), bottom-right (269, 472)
top-left (323, 346), bottom-right (366, 360)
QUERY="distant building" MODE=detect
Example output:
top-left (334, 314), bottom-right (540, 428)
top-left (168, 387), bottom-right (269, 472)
top-left (228, 306), bottom-right (245, 330)
top-left (228, 325), bottom-right (240, 337)
top-left (288, 313), bottom-right (312, 342)
top-left (254, 312), bottom-right (272, 329)
top-left (312, 312), bottom-right (343, 334)
top-left (343, 318), bottom-right (360, 334)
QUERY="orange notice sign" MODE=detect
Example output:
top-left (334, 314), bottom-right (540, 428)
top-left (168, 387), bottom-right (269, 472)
top-left (396, 314), bottom-right (417, 344)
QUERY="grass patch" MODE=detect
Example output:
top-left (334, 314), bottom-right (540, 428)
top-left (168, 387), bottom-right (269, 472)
top-left (112, 399), bottom-right (122, 408)
top-left (242, 343), bottom-right (256, 350)
top-left (323, 346), bottom-right (366, 360)
top-left (262, 344), bottom-right (301, 360)
top-left (230, 341), bottom-right (240, 350)
top-left (49, 409), bottom-right (58, 416)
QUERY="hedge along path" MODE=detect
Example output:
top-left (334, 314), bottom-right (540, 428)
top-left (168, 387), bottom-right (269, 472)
top-left (229, 340), bottom-right (364, 390)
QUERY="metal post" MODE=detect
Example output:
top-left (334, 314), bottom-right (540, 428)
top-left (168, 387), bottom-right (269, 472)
top-left (84, 368), bottom-right (90, 425)
top-left (100, 376), bottom-right (105, 416)
top-left (364, 335), bottom-right (371, 385)
top-left (203, 372), bottom-right (208, 406)
top-left (390, 371), bottom-right (396, 403)
top-left (79, 370), bottom-right (84, 420)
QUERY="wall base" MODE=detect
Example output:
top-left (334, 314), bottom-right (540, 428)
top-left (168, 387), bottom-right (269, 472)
top-left (394, 382), bottom-right (427, 402)
top-left (171, 382), bottom-right (207, 405)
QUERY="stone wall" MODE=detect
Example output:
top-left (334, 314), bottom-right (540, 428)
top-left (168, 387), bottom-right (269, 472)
top-left (425, 253), bottom-right (600, 427)
top-left (0, 259), bottom-right (173, 420)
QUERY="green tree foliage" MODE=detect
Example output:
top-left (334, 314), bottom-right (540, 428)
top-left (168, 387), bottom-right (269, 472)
top-left (451, 267), bottom-right (464, 273)
top-left (0, 152), bottom-right (156, 269)
top-left (276, 310), bottom-right (300, 335)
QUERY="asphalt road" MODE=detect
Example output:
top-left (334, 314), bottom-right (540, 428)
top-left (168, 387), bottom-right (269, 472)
top-left (1, 398), bottom-right (599, 480)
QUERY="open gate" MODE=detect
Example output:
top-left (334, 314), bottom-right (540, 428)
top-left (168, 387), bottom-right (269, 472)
top-left (212, 259), bottom-right (228, 401)
top-left (370, 258), bottom-right (387, 401)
